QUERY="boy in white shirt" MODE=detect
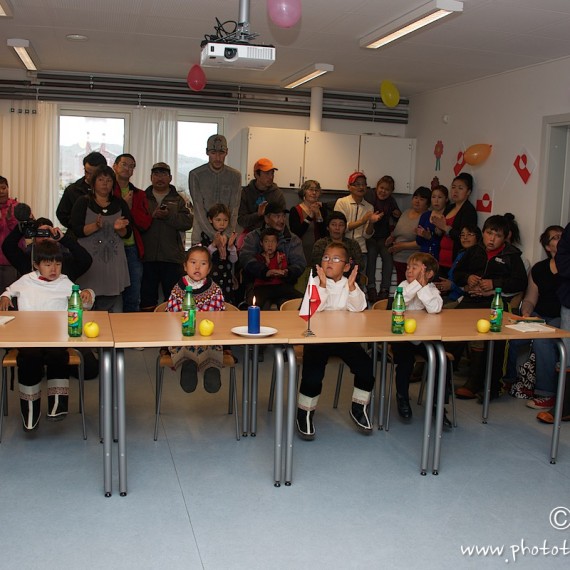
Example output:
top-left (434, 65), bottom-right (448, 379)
top-left (391, 253), bottom-right (444, 422)
top-left (297, 243), bottom-right (375, 439)
top-left (0, 241), bottom-right (94, 431)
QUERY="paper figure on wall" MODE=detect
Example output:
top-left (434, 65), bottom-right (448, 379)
top-left (453, 149), bottom-right (466, 176)
top-left (476, 193), bottom-right (493, 213)
top-left (434, 140), bottom-right (443, 171)
top-left (513, 147), bottom-right (536, 184)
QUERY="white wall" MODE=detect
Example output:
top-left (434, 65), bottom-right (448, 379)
top-left (407, 56), bottom-right (570, 264)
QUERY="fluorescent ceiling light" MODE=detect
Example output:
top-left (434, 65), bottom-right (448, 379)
top-left (283, 63), bottom-right (334, 89)
top-left (360, 0), bottom-right (463, 49)
top-left (7, 38), bottom-right (38, 71)
top-left (0, 0), bottom-right (13, 17)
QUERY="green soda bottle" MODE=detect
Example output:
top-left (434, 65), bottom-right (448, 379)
top-left (182, 286), bottom-right (196, 337)
top-left (68, 284), bottom-right (83, 337)
top-left (391, 286), bottom-right (406, 334)
top-left (490, 287), bottom-right (503, 332)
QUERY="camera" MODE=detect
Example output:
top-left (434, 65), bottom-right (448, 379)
top-left (19, 220), bottom-right (52, 239)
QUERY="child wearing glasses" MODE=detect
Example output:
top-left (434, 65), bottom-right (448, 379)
top-left (245, 228), bottom-right (302, 309)
top-left (296, 242), bottom-right (375, 439)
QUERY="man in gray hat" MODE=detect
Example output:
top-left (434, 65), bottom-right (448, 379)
top-left (188, 134), bottom-right (241, 245)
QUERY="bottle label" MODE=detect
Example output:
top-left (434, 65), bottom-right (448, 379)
top-left (392, 309), bottom-right (405, 334)
top-left (182, 309), bottom-right (196, 336)
top-left (68, 309), bottom-right (82, 336)
top-left (490, 308), bottom-right (503, 331)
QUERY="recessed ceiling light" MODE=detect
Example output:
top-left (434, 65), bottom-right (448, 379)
top-left (66, 34), bottom-right (88, 42)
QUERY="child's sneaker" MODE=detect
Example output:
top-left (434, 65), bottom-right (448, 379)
top-left (526, 395), bottom-right (555, 409)
top-left (47, 394), bottom-right (68, 421)
top-left (180, 361), bottom-right (198, 393)
top-left (350, 402), bottom-right (372, 433)
top-left (203, 367), bottom-right (221, 393)
top-left (296, 407), bottom-right (315, 440)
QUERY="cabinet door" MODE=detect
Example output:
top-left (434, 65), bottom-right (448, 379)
top-left (358, 136), bottom-right (416, 194)
top-left (242, 127), bottom-right (305, 188)
top-left (303, 132), bottom-right (360, 191)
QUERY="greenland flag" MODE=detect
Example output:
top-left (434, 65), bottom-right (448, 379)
top-left (300, 272), bottom-right (321, 321)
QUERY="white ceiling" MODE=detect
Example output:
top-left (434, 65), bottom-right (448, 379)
top-left (2, 0), bottom-right (570, 96)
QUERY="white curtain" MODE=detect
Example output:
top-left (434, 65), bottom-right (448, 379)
top-left (130, 107), bottom-right (178, 190)
top-left (0, 100), bottom-right (58, 222)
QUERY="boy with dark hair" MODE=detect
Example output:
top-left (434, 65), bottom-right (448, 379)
top-left (453, 215), bottom-right (528, 400)
top-left (0, 241), bottom-right (95, 431)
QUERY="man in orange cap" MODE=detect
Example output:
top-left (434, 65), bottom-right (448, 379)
top-left (238, 158), bottom-right (286, 232)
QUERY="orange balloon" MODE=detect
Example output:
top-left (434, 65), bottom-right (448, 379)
top-left (187, 65), bottom-right (206, 92)
top-left (464, 144), bottom-right (492, 166)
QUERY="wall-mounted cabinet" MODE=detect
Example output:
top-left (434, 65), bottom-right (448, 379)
top-left (242, 127), bottom-right (416, 193)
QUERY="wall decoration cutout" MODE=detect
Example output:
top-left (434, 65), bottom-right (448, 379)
top-left (513, 147), bottom-right (536, 184)
top-left (453, 150), bottom-right (466, 176)
top-left (434, 140), bottom-right (443, 171)
top-left (476, 193), bottom-right (493, 213)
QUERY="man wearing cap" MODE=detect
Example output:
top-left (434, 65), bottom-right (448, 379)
top-left (56, 151), bottom-right (108, 230)
top-left (140, 162), bottom-right (193, 311)
top-left (238, 158), bottom-right (286, 232)
top-left (334, 172), bottom-right (381, 272)
top-left (239, 202), bottom-right (306, 299)
top-left (188, 134), bottom-right (241, 245)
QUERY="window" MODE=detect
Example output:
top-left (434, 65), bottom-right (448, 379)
top-left (176, 119), bottom-right (221, 194)
top-left (59, 112), bottom-right (127, 197)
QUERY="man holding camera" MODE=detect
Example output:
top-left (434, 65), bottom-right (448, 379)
top-left (140, 162), bottom-right (193, 312)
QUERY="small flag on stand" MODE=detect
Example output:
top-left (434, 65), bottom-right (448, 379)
top-left (300, 272), bottom-right (321, 321)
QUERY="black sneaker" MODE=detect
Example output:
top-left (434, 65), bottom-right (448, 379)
top-left (396, 394), bottom-right (412, 420)
top-left (350, 402), bottom-right (373, 433)
top-left (296, 407), bottom-right (315, 440)
top-left (20, 398), bottom-right (41, 432)
top-left (180, 360), bottom-right (198, 393)
top-left (203, 367), bottom-right (221, 393)
top-left (47, 394), bottom-right (68, 421)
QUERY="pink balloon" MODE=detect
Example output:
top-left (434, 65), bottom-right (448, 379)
top-left (187, 65), bottom-right (206, 92)
top-left (267, 0), bottom-right (302, 28)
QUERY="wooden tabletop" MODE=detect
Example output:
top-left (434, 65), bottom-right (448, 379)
top-left (0, 311), bottom-right (114, 348)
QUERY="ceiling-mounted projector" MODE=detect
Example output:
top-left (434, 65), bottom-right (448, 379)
top-left (200, 42), bottom-right (276, 70)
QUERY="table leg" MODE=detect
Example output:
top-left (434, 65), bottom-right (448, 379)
top-left (101, 348), bottom-right (113, 497)
top-left (420, 343), bottom-right (436, 476)
top-left (251, 345), bottom-right (259, 436)
top-left (377, 341), bottom-right (388, 430)
top-left (550, 340), bottom-right (568, 464)
top-left (284, 346), bottom-right (297, 486)
top-left (482, 340), bottom-right (494, 424)
top-left (242, 345), bottom-right (249, 437)
top-left (431, 342), bottom-right (448, 475)
top-left (273, 347), bottom-right (284, 487)
top-left (116, 348), bottom-right (127, 497)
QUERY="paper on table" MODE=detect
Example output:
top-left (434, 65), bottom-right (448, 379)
top-left (0, 316), bottom-right (15, 325)
top-left (505, 323), bottom-right (554, 333)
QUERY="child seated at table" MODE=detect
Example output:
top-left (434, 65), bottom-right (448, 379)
top-left (0, 241), bottom-right (94, 431)
top-left (166, 245), bottom-right (225, 394)
top-left (453, 215), bottom-right (528, 401)
top-left (296, 242), bottom-right (375, 439)
top-left (391, 253), bottom-right (444, 422)
top-left (245, 228), bottom-right (302, 309)
top-left (198, 203), bottom-right (237, 304)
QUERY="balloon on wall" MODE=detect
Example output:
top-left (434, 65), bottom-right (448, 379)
top-left (267, 0), bottom-right (302, 28)
top-left (380, 80), bottom-right (400, 108)
top-left (187, 65), bottom-right (206, 92)
top-left (464, 144), bottom-right (492, 166)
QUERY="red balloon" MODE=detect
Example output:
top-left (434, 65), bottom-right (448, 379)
top-left (267, 0), bottom-right (302, 28)
top-left (187, 65), bottom-right (206, 92)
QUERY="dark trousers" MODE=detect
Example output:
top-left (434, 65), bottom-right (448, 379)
top-left (17, 347), bottom-right (69, 386)
top-left (248, 283), bottom-right (303, 310)
top-left (140, 261), bottom-right (183, 310)
top-left (299, 343), bottom-right (375, 398)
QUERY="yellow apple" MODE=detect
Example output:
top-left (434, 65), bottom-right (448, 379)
top-left (404, 318), bottom-right (417, 334)
top-left (83, 321), bottom-right (100, 338)
top-left (476, 319), bottom-right (491, 333)
top-left (199, 318), bottom-right (215, 336)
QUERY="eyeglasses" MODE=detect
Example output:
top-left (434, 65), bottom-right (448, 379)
top-left (118, 162), bottom-right (135, 169)
top-left (322, 255), bottom-right (347, 263)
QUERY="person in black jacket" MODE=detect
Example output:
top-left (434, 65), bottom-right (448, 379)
top-left (453, 215), bottom-right (527, 400)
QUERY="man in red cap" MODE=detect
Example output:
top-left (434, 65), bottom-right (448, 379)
top-left (238, 158), bottom-right (286, 232)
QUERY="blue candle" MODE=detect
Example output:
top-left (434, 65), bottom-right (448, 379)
top-left (248, 298), bottom-right (260, 334)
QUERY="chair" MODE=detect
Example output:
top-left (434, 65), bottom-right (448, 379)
top-left (268, 298), bottom-right (347, 411)
top-left (153, 302), bottom-right (240, 441)
top-left (1, 348), bottom-right (86, 442)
